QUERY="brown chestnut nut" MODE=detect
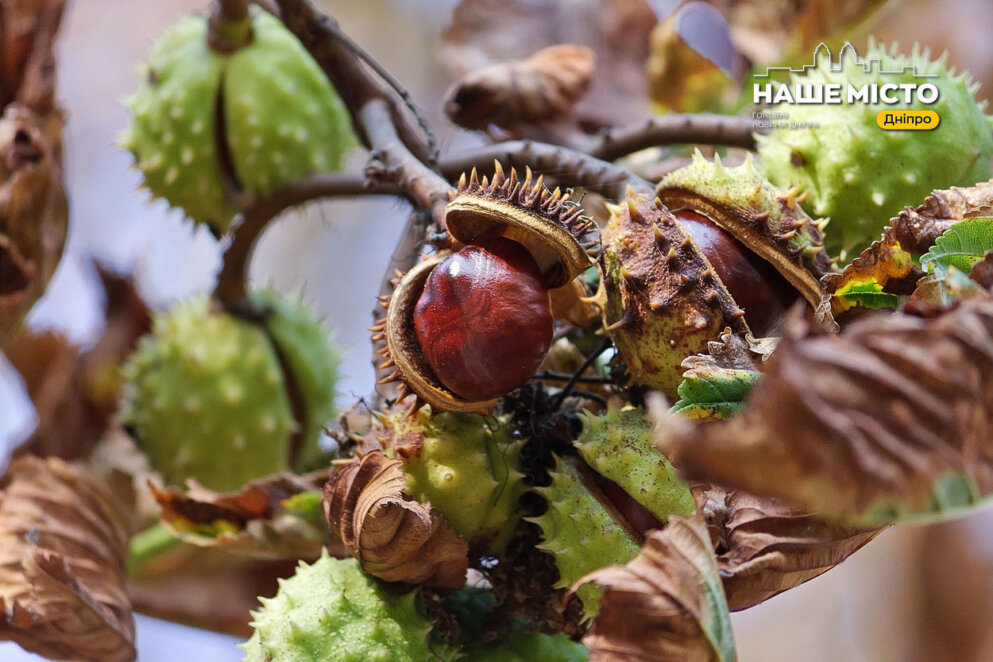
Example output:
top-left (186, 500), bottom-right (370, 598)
top-left (676, 209), bottom-right (799, 336)
top-left (413, 237), bottom-right (553, 401)
top-left (375, 163), bottom-right (598, 414)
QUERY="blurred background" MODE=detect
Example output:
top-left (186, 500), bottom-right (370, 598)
top-left (2, 0), bottom-right (993, 659)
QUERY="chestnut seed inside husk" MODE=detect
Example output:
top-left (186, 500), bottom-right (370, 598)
top-left (413, 237), bottom-right (554, 401)
top-left (676, 209), bottom-right (799, 336)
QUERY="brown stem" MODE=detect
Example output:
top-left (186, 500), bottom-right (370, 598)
top-left (209, 0), bottom-right (253, 52)
top-left (217, 0), bottom-right (250, 21)
top-left (586, 113), bottom-right (760, 163)
top-left (214, 174), bottom-right (399, 306)
top-left (441, 140), bottom-right (654, 200)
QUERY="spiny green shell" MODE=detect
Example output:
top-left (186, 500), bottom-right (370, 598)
top-left (464, 632), bottom-right (589, 662)
top-left (757, 39), bottom-right (993, 260)
top-left (595, 190), bottom-right (748, 397)
top-left (121, 9), bottom-right (354, 234)
top-left (120, 293), bottom-right (337, 491)
top-left (528, 456), bottom-right (641, 620)
top-left (241, 553), bottom-right (457, 662)
top-left (574, 405), bottom-right (695, 521)
top-left (122, 15), bottom-right (229, 228)
top-left (658, 151), bottom-right (834, 309)
top-left (252, 290), bottom-right (340, 472)
top-left (379, 406), bottom-right (527, 554)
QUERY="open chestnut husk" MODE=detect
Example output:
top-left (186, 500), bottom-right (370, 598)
top-left (595, 152), bottom-right (834, 397)
top-left (373, 163), bottom-right (598, 413)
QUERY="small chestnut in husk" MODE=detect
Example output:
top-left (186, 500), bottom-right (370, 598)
top-left (413, 237), bottom-right (553, 401)
top-left (676, 209), bottom-right (799, 336)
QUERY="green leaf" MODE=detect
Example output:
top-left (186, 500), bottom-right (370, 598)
top-left (833, 280), bottom-right (900, 310)
top-left (671, 368), bottom-right (760, 420)
top-left (920, 217), bottom-right (993, 277)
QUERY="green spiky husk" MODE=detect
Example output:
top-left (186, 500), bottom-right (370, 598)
top-left (756, 39), bottom-right (993, 260)
top-left (241, 553), bottom-right (457, 662)
top-left (121, 9), bottom-right (354, 234)
top-left (574, 405), bottom-right (695, 520)
top-left (378, 406), bottom-right (527, 554)
top-left (252, 290), bottom-right (340, 472)
top-left (658, 151), bottom-right (834, 295)
top-left (595, 191), bottom-right (749, 397)
top-left (528, 456), bottom-right (641, 620)
top-left (120, 293), bottom-right (337, 491)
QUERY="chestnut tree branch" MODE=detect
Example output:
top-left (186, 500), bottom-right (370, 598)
top-left (214, 174), bottom-right (400, 306)
top-left (586, 113), bottom-right (760, 163)
top-left (271, 0), bottom-right (435, 167)
top-left (441, 140), bottom-right (654, 200)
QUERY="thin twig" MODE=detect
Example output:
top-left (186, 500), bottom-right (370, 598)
top-left (441, 140), bottom-right (653, 200)
top-left (214, 173), bottom-right (399, 306)
top-left (549, 339), bottom-right (613, 410)
top-left (534, 371), bottom-right (614, 384)
top-left (216, 0), bottom-right (250, 21)
top-left (586, 113), bottom-right (760, 163)
top-left (324, 24), bottom-right (439, 168)
top-left (273, 0), bottom-right (434, 166)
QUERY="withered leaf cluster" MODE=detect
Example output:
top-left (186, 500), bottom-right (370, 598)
top-left (656, 297), bottom-right (993, 526)
top-left (444, 44), bottom-right (596, 131)
top-left (579, 515), bottom-right (735, 662)
top-left (0, 0), bottom-right (67, 344)
top-left (693, 485), bottom-right (880, 610)
top-left (323, 451), bottom-right (469, 589)
top-left (150, 469), bottom-right (338, 560)
top-left (0, 456), bottom-right (134, 662)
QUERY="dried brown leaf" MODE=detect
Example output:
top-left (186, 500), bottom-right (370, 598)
top-left (0, 0), bottom-right (66, 113)
top-left (149, 470), bottom-right (339, 560)
top-left (578, 514), bottom-right (735, 662)
top-left (0, 456), bottom-right (134, 661)
top-left (823, 179), bottom-right (993, 316)
top-left (323, 451), bottom-right (468, 589)
top-left (692, 485), bottom-right (880, 610)
top-left (0, 103), bottom-right (66, 344)
top-left (445, 44), bottom-right (595, 130)
top-left (655, 298), bottom-right (993, 526)
top-left (441, 0), bottom-right (655, 131)
top-left (4, 269), bottom-right (150, 459)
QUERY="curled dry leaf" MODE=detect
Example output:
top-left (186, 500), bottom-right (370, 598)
top-left (441, 0), bottom-right (655, 130)
top-left (149, 470), bottom-right (338, 560)
top-left (655, 297), bottom-right (993, 526)
top-left (692, 485), bottom-right (880, 611)
top-left (444, 44), bottom-right (595, 130)
top-left (0, 456), bottom-right (134, 662)
top-left (0, 103), bottom-right (67, 343)
top-left (323, 451), bottom-right (469, 589)
top-left (824, 179), bottom-right (993, 316)
top-left (578, 514), bottom-right (735, 662)
top-left (4, 268), bottom-right (151, 460)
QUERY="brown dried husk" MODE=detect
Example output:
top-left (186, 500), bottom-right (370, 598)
top-left (655, 297), bottom-right (993, 526)
top-left (693, 485), bottom-right (881, 611)
top-left (578, 514), bottom-right (735, 662)
top-left (322, 451), bottom-right (469, 589)
top-left (0, 456), bottom-right (134, 662)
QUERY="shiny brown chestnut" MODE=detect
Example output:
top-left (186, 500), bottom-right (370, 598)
top-left (413, 237), bottom-right (553, 401)
top-left (675, 209), bottom-right (799, 336)
top-left (375, 163), bottom-right (598, 414)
